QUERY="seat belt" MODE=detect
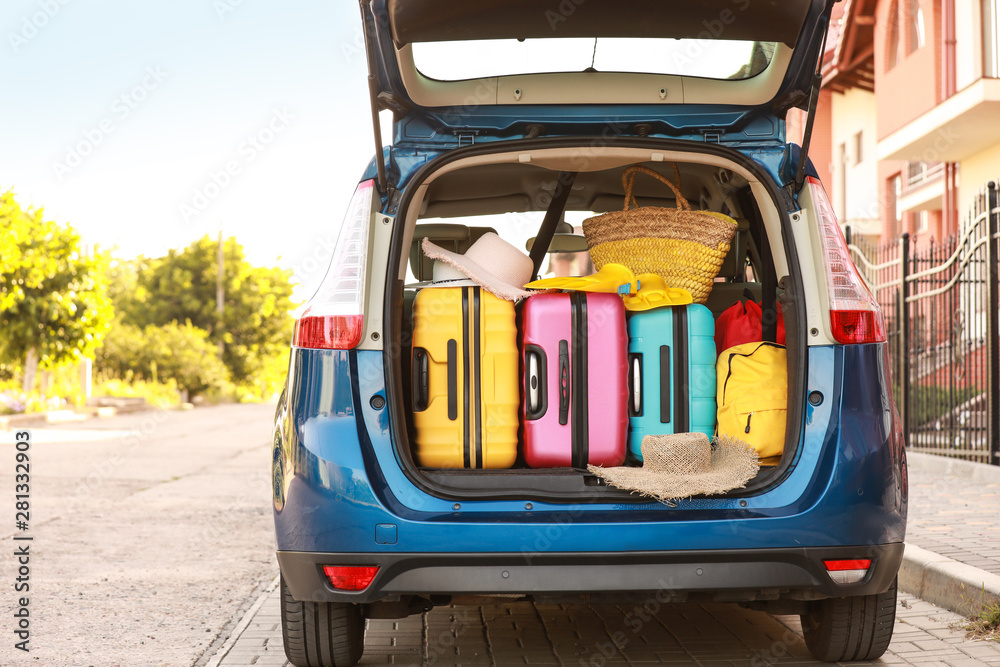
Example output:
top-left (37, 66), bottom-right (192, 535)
top-left (752, 221), bottom-right (778, 344)
top-left (739, 187), bottom-right (778, 343)
top-left (529, 172), bottom-right (578, 279)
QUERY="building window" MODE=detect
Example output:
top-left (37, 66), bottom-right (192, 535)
top-left (889, 175), bottom-right (902, 237)
top-left (887, 1), bottom-right (901, 69)
top-left (854, 131), bottom-right (863, 165)
top-left (908, 0), bottom-right (925, 53)
top-left (917, 211), bottom-right (929, 233)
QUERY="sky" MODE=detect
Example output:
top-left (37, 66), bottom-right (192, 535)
top-left (1, 0), bottom-right (379, 299)
top-left (0, 2), bottom-right (763, 301)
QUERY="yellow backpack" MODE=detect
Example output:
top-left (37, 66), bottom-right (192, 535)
top-left (717, 342), bottom-right (787, 462)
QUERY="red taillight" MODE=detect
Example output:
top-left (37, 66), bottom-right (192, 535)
top-left (830, 310), bottom-right (886, 345)
top-left (824, 559), bottom-right (871, 584)
top-left (824, 559), bottom-right (872, 571)
top-left (293, 179), bottom-right (375, 350)
top-left (806, 176), bottom-right (886, 344)
top-left (323, 565), bottom-right (379, 591)
top-left (293, 314), bottom-right (365, 350)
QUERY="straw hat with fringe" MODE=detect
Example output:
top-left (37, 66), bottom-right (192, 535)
top-left (422, 232), bottom-right (534, 301)
top-left (588, 433), bottom-right (760, 502)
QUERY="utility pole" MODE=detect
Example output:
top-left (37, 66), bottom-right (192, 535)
top-left (217, 226), bottom-right (224, 360)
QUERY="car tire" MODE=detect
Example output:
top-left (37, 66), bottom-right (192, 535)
top-left (800, 577), bottom-right (897, 662)
top-left (280, 575), bottom-right (365, 667)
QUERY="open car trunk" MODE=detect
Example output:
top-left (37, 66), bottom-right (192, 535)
top-left (383, 139), bottom-right (806, 502)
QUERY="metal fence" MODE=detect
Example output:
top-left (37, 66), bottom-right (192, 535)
top-left (847, 182), bottom-right (1000, 464)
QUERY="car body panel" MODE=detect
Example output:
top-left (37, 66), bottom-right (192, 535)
top-left (272, 343), bottom-right (906, 557)
top-left (278, 543), bottom-right (905, 604)
top-left (367, 140), bottom-right (804, 202)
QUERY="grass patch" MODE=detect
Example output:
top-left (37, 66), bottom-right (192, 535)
top-left (93, 378), bottom-right (183, 410)
top-left (961, 585), bottom-right (1000, 642)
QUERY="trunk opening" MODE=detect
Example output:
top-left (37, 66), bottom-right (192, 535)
top-left (382, 138), bottom-right (807, 502)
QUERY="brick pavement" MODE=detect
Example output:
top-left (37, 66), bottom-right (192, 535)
top-left (906, 454), bottom-right (1000, 578)
top-left (206, 452), bottom-right (1000, 666)
top-left (208, 581), bottom-right (1000, 666)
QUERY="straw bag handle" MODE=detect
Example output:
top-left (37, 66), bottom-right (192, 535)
top-left (622, 164), bottom-right (690, 212)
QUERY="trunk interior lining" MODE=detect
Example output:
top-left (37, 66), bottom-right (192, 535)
top-left (385, 141), bottom-right (804, 502)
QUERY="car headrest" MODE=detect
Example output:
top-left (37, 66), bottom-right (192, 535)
top-left (408, 223), bottom-right (498, 281)
top-left (717, 217), bottom-right (751, 281)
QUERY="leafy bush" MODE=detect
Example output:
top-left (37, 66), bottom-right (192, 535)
top-left (0, 389), bottom-right (66, 415)
top-left (92, 378), bottom-right (184, 410)
top-left (96, 320), bottom-right (230, 397)
top-left (894, 383), bottom-right (980, 427)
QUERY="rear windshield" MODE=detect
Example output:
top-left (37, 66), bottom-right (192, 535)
top-left (413, 39), bottom-right (776, 81)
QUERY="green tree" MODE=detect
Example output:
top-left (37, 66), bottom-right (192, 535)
top-left (119, 236), bottom-right (295, 391)
top-left (0, 191), bottom-right (113, 387)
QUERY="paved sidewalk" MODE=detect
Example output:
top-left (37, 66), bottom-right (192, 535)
top-left (209, 451), bottom-right (1000, 666)
top-left (901, 453), bottom-right (1000, 615)
top-left (906, 453), bottom-right (1000, 577)
top-left (207, 451), bottom-right (1000, 666)
top-left (208, 581), bottom-right (1000, 666)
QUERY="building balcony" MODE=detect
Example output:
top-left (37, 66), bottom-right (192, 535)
top-left (877, 77), bottom-right (1000, 163)
top-left (898, 161), bottom-right (944, 213)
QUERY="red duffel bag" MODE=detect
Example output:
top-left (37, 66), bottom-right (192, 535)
top-left (715, 297), bottom-right (785, 354)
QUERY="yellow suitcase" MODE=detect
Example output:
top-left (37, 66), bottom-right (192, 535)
top-left (411, 286), bottom-right (519, 468)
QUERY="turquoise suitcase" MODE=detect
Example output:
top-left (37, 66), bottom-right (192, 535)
top-left (627, 304), bottom-right (718, 461)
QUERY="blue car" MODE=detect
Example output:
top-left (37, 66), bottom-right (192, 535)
top-left (272, 1), bottom-right (907, 664)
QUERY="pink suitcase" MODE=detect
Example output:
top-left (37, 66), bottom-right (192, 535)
top-left (521, 292), bottom-right (628, 468)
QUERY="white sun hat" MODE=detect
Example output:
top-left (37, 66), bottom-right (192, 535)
top-left (421, 232), bottom-right (534, 301)
top-left (427, 261), bottom-right (478, 288)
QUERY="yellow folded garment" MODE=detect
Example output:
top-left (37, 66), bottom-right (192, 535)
top-left (524, 263), bottom-right (693, 311)
top-left (524, 263), bottom-right (638, 294)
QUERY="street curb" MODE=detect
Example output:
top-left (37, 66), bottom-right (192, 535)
top-left (899, 542), bottom-right (1000, 618)
top-left (0, 399), bottom-right (154, 431)
top-left (906, 451), bottom-right (1000, 485)
top-left (203, 575), bottom-right (280, 667)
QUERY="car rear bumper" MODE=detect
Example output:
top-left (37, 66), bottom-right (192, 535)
top-left (278, 543), bottom-right (904, 604)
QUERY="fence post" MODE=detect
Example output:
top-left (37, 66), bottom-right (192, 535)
top-left (899, 233), bottom-right (911, 448)
top-left (987, 182), bottom-right (999, 464)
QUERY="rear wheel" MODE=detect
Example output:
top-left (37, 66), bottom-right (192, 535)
top-left (800, 577), bottom-right (897, 662)
top-left (280, 575), bottom-right (365, 667)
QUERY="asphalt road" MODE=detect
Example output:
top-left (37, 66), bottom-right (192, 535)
top-left (0, 403), bottom-right (277, 667)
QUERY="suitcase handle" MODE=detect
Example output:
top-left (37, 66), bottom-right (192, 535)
top-left (524, 345), bottom-right (548, 420)
top-left (659, 344), bottom-right (671, 424)
top-left (631, 356), bottom-right (642, 416)
top-left (446, 339), bottom-right (458, 421)
top-left (558, 340), bottom-right (570, 426)
top-left (412, 347), bottom-right (429, 412)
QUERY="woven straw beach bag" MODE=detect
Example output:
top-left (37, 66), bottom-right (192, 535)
top-left (583, 165), bottom-right (739, 304)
